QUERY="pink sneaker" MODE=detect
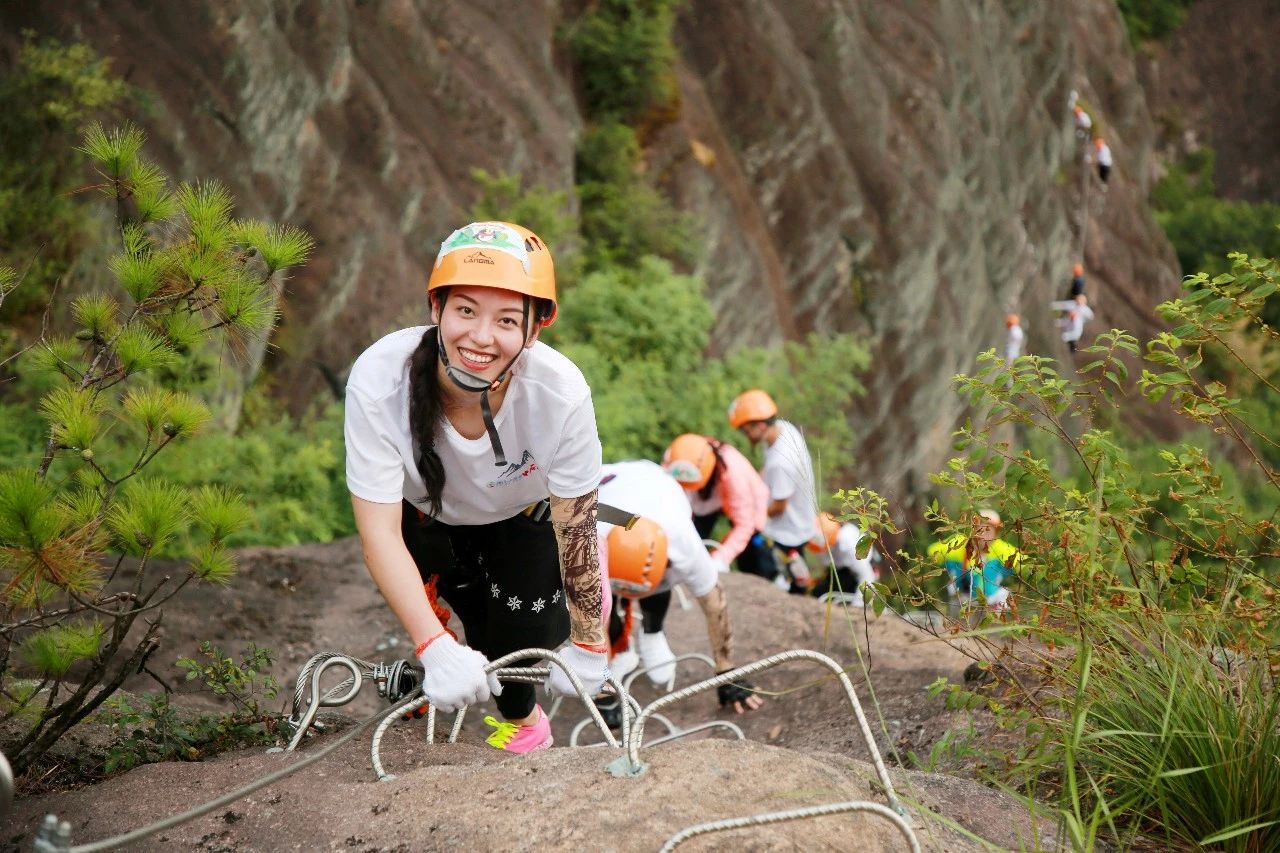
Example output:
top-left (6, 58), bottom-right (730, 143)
top-left (484, 705), bottom-right (552, 753)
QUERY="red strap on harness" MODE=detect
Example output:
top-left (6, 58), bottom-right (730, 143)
top-left (423, 575), bottom-right (458, 643)
top-left (610, 599), bottom-right (634, 658)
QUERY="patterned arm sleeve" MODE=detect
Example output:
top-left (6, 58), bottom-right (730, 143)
top-left (550, 489), bottom-right (607, 647)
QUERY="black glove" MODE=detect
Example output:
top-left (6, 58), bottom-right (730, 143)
top-left (717, 678), bottom-right (756, 708)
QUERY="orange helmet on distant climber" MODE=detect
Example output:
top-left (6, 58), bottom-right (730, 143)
top-left (1094, 137), bottom-right (1106, 149)
top-left (806, 512), bottom-right (842, 554)
top-left (427, 221), bottom-right (558, 326)
top-left (662, 434), bottom-right (717, 491)
top-left (607, 517), bottom-right (669, 598)
top-left (1005, 314), bottom-right (1019, 327)
top-left (727, 389), bottom-right (778, 429)
top-left (1073, 263), bottom-right (1084, 276)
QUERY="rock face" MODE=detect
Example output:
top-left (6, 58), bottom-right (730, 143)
top-left (1138, 0), bottom-right (1280, 202)
top-left (2, 0), bottom-right (1182, 499)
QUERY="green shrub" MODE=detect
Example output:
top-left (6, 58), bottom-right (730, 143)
top-left (576, 121), bottom-right (695, 270)
top-left (0, 124), bottom-right (311, 778)
top-left (1152, 147), bottom-right (1280, 328)
top-left (0, 33), bottom-right (128, 318)
top-left (546, 255), bottom-right (869, 492)
top-left (1069, 628), bottom-right (1280, 851)
top-left (1116, 0), bottom-right (1199, 44)
top-left (862, 249), bottom-right (1280, 849)
top-left (564, 0), bottom-right (681, 124)
top-left (99, 642), bottom-right (282, 774)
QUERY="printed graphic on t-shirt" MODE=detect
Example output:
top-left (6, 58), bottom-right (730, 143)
top-left (488, 449), bottom-right (539, 488)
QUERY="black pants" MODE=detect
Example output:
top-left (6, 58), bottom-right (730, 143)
top-left (607, 591), bottom-right (671, 648)
top-left (772, 540), bottom-right (811, 596)
top-left (401, 502), bottom-right (569, 720)
top-left (693, 511), bottom-right (779, 580)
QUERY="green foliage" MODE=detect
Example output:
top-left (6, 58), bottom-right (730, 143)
top-left (17, 622), bottom-right (103, 678)
top-left (99, 644), bottom-right (281, 774)
top-left (576, 121), bottom-right (695, 270)
top-left (139, 396), bottom-right (352, 548)
top-left (1152, 148), bottom-right (1280, 323)
top-left (469, 169), bottom-right (577, 251)
top-left (545, 256), bottom-right (868, 485)
top-left (871, 248), bottom-right (1280, 849)
top-left (1116, 0), bottom-right (1199, 44)
top-left (0, 125), bottom-right (311, 778)
top-left (176, 641), bottom-right (280, 717)
top-left (0, 34), bottom-right (128, 318)
top-left (564, 0), bottom-right (682, 124)
top-left (1066, 629), bottom-right (1280, 851)
top-left (106, 478), bottom-right (190, 557)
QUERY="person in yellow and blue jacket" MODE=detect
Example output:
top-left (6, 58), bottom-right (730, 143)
top-left (926, 509), bottom-right (1021, 611)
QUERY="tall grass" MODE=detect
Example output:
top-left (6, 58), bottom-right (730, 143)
top-left (1048, 619), bottom-right (1280, 852)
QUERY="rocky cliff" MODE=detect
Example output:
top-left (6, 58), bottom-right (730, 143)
top-left (1, 0), bottom-right (1183, 500)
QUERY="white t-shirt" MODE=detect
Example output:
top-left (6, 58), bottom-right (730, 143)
top-left (344, 326), bottom-right (602, 525)
top-left (1005, 325), bottom-right (1025, 362)
top-left (596, 460), bottom-right (719, 598)
top-left (762, 420), bottom-right (818, 547)
top-left (827, 523), bottom-right (876, 587)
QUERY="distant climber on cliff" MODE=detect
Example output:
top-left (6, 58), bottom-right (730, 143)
top-left (1069, 263), bottom-right (1086, 298)
top-left (1005, 314), bottom-right (1025, 362)
top-left (1094, 138), bottom-right (1113, 185)
top-left (1073, 104), bottom-right (1092, 138)
top-left (1051, 293), bottom-right (1094, 352)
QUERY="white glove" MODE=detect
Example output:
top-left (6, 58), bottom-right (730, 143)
top-left (610, 648), bottom-right (640, 680)
top-left (709, 550), bottom-right (731, 573)
top-left (417, 635), bottom-right (502, 713)
top-left (638, 630), bottom-right (676, 687)
top-left (985, 587), bottom-right (1011, 612)
top-left (546, 643), bottom-right (610, 696)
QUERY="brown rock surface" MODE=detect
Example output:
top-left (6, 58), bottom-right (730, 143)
top-left (5, 541), bottom-right (1054, 851)
top-left (1138, 0), bottom-right (1280, 203)
top-left (1, 0), bottom-right (1183, 498)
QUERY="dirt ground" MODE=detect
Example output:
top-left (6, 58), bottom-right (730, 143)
top-left (4, 538), bottom-right (1056, 851)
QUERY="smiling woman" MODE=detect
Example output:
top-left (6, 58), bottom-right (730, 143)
top-left (343, 222), bottom-right (609, 754)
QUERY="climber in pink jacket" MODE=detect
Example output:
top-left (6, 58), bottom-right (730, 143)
top-left (661, 434), bottom-right (778, 579)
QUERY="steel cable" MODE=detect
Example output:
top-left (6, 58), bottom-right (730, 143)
top-left (659, 800), bottom-right (921, 852)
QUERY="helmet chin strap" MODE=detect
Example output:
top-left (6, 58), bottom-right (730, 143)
top-left (435, 291), bottom-right (533, 467)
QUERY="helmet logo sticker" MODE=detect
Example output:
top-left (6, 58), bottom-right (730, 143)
top-left (665, 460), bottom-right (703, 483)
top-left (436, 222), bottom-right (531, 272)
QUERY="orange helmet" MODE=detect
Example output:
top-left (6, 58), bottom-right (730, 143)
top-left (427, 221), bottom-right (558, 326)
top-left (1094, 137), bottom-right (1106, 149)
top-left (1072, 263), bottom-right (1084, 276)
top-left (662, 434), bottom-right (716, 491)
top-left (727, 389), bottom-right (778, 429)
top-left (1005, 313), bottom-right (1019, 327)
top-left (806, 512), bottom-right (841, 553)
top-left (607, 517), bottom-right (668, 598)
